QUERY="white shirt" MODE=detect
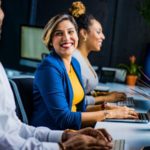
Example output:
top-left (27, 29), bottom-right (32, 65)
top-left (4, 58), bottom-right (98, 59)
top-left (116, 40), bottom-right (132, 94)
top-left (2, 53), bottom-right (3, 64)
top-left (73, 50), bottom-right (99, 105)
top-left (0, 62), bottom-right (63, 150)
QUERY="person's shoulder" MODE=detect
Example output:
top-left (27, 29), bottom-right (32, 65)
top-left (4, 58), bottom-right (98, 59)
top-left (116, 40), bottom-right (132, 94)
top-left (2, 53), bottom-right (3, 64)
top-left (45, 52), bottom-right (58, 62)
top-left (73, 49), bottom-right (81, 59)
top-left (73, 50), bottom-right (84, 63)
top-left (37, 52), bottom-right (61, 69)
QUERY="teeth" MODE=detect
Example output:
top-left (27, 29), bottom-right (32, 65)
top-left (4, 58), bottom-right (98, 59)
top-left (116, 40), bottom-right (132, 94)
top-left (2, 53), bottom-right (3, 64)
top-left (61, 43), bottom-right (72, 48)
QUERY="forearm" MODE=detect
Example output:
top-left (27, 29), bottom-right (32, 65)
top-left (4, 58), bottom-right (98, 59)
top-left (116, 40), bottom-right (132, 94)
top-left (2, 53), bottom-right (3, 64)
top-left (94, 96), bottom-right (109, 104)
top-left (20, 123), bottom-right (63, 143)
top-left (81, 111), bottom-right (106, 123)
top-left (0, 131), bottom-right (60, 150)
top-left (86, 105), bottom-right (103, 112)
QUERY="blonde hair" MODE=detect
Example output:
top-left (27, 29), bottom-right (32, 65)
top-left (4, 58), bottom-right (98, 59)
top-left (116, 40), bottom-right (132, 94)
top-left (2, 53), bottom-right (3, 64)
top-left (43, 13), bottom-right (78, 50)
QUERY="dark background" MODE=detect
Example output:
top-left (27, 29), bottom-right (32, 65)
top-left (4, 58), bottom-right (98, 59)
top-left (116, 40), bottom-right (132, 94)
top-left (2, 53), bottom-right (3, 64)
top-left (0, 0), bottom-right (150, 73)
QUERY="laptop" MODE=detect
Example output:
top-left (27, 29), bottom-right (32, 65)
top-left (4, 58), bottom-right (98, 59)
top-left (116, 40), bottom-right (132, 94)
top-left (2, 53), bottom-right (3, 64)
top-left (105, 110), bottom-right (150, 123)
top-left (94, 85), bottom-right (135, 107)
top-left (113, 140), bottom-right (125, 150)
top-left (114, 97), bottom-right (135, 107)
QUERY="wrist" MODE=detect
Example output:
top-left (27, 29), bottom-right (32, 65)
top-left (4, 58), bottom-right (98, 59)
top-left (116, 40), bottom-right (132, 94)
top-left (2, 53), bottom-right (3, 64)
top-left (62, 129), bottom-right (76, 142)
top-left (103, 110), bottom-right (110, 119)
top-left (101, 102), bottom-right (107, 110)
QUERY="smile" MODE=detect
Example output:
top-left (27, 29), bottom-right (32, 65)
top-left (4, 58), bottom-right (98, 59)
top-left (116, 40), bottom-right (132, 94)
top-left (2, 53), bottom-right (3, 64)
top-left (60, 42), bottom-right (74, 48)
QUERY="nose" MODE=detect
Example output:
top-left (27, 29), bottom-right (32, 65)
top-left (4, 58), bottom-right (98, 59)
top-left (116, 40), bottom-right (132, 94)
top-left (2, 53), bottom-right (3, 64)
top-left (62, 32), bottom-right (70, 41)
top-left (101, 32), bottom-right (105, 40)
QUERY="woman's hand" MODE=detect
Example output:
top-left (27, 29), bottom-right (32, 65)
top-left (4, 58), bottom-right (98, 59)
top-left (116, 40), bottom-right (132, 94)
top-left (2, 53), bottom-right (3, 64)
top-left (105, 107), bottom-right (139, 119)
top-left (95, 91), bottom-right (127, 104)
top-left (106, 91), bottom-right (127, 102)
top-left (62, 134), bottom-right (113, 150)
top-left (76, 127), bottom-right (112, 142)
top-left (96, 128), bottom-right (113, 142)
top-left (62, 127), bottom-right (112, 143)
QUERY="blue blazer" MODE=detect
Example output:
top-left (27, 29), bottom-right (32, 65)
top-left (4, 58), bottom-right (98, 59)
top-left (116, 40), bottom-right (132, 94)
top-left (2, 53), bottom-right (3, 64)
top-left (30, 52), bottom-right (86, 130)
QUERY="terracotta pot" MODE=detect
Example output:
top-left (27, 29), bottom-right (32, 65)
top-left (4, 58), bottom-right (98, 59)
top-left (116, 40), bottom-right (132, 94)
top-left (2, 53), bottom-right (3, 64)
top-left (126, 75), bottom-right (138, 86)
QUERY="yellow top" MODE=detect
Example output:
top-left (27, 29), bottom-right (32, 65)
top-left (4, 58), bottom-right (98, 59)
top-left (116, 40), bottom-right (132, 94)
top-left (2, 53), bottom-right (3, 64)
top-left (68, 65), bottom-right (84, 112)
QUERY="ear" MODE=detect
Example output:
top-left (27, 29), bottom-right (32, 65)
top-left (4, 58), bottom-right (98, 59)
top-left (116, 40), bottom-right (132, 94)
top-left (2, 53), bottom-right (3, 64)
top-left (79, 29), bottom-right (88, 39)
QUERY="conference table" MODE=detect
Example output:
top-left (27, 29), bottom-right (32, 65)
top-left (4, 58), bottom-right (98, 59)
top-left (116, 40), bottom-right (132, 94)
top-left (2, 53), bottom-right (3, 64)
top-left (95, 82), bottom-right (150, 150)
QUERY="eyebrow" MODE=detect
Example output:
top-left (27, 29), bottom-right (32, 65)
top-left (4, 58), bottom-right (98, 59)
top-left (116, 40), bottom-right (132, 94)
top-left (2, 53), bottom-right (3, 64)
top-left (96, 27), bottom-right (102, 32)
top-left (55, 27), bottom-right (75, 32)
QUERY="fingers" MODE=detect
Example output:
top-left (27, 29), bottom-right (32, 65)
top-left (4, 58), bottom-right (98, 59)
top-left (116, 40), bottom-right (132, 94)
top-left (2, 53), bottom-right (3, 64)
top-left (81, 127), bottom-right (109, 142)
top-left (108, 91), bottom-right (127, 102)
top-left (116, 92), bottom-right (127, 101)
top-left (87, 136), bottom-right (113, 149)
top-left (122, 109), bottom-right (139, 119)
top-left (127, 110), bottom-right (139, 119)
top-left (77, 127), bottom-right (113, 146)
top-left (110, 107), bottom-right (139, 119)
top-left (77, 127), bottom-right (104, 139)
top-left (71, 127), bottom-right (113, 146)
top-left (63, 134), bottom-right (113, 150)
top-left (117, 92), bottom-right (126, 98)
top-left (96, 128), bottom-right (113, 142)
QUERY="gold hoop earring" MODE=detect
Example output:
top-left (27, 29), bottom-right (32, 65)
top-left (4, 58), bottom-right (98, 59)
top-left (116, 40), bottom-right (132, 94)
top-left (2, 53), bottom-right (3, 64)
top-left (83, 38), bottom-right (87, 42)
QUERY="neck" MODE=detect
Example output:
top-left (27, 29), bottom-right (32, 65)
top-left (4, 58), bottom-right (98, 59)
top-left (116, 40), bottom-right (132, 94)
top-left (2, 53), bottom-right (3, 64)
top-left (77, 43), bottom-right (90, 58)
top-left (62, 57), bottom-right (72, 73)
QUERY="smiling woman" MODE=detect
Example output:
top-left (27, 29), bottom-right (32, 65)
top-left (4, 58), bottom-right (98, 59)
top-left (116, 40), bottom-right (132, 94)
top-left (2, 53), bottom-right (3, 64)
top-left (51, 20), bottom-right (78, 60)
top-left (70, 1), bottom-right (128, 105)
top-left (30, 13), bottom-right (138, 130)
top-left (30, 13), bottom-right (87, 130)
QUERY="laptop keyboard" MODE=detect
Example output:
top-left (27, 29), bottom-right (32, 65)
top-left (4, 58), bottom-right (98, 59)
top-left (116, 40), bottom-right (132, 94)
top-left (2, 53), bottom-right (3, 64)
top-left (117, 97), bottom-right (134, 107)
top-left (112, 139), bottom-right (125, 150)
top-left (139, 113), bottom-right (149, 121)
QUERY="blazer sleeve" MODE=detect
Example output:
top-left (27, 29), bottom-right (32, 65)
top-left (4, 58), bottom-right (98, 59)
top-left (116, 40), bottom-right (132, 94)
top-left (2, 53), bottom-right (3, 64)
top-left (35, 63), bottom-right (82, 130)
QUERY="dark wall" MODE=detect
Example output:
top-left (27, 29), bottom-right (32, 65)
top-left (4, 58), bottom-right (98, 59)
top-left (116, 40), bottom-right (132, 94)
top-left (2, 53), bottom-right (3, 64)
top-left (0, 0), bottom-right (31, 70)
top-left (0, 0), bottom-right (150, 72)
top-left (35, 0), bottom-right (116, 67)
top-left (110, 0), bottom-right (150, 67)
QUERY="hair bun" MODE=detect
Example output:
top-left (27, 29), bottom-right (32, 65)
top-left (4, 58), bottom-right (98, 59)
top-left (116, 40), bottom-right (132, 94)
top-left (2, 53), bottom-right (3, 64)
top-left (69, 1), bottom-right (86, 18)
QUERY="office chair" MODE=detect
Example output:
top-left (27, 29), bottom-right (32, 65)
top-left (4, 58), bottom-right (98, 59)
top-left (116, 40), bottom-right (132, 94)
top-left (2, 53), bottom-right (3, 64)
top-left (9, 76), bottom-right (34, 124)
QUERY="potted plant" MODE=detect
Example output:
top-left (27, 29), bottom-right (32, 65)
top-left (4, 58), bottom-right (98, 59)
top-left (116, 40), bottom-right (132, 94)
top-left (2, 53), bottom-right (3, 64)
top-left (119, 55), bottom-right (141, 86)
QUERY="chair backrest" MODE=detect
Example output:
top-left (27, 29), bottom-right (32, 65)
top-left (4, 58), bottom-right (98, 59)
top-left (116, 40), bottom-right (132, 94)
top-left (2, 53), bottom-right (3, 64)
top-left (9, 76), bottom-right (34, 124)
